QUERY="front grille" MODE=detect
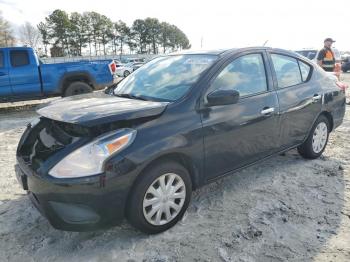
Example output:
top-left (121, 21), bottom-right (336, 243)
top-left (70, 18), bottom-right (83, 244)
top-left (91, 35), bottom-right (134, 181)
top-left (18, 118), bottom-right (88, 171)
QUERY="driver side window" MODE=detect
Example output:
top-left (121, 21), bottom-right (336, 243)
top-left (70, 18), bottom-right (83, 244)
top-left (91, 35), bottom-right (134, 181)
top-left (210, 53), bottom-right (268, 97)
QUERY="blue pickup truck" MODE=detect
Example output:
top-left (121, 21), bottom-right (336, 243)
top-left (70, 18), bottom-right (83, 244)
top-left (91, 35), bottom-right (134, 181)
top-left (0, 47), bottom-right (116, 101)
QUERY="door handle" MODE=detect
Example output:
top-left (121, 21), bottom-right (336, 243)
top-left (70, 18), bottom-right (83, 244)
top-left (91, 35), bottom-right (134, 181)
top-left (312, 94), bottom-right (322, 102)
top-left (0, 72), bottom-right (7, 76)
top-left (261, 107), bottom-right (275, 115)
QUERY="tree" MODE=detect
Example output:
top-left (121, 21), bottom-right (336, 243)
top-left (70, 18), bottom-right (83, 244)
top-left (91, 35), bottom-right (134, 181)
top-left (19, 22), bottom-right (41, 50)
top-left (126, 30), bottom-right (137, 55)
top-left (144, 18), bottom-right (161, 54)
top-left (0, 11), bottom-right (15, 47)
top-left (87, 12), bottom-right (104, 55)
top-left (167, 25), bottom-right (191, 52)
top-left (99, 15), bottom-right (113, 55)
top-left (114, 20), bottom-right (130, 57)
top-left (132, 19), bottom-right (148, 54)
top-left (45, 9), bottom-right (71, 56)
top-left (69, 12), bottom-right (88, 56)
top-left (82, 12), bottom-right (93, 56)
top-left (38, 11), bottom-right (191, 56)
top-left (159, 22), bottom-right (172, 53)
top-left (37, 22), bottom-right (50, 56)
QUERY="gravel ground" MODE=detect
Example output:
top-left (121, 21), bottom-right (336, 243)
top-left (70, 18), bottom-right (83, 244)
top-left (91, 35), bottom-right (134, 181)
top-left (0, 75), bottom-right (350, 262)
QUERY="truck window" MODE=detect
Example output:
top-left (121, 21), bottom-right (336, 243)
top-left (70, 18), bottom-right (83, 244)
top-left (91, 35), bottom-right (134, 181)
top-left (0, 51), bottom-right (3, 68)
top-left (10, 50), bottom-right (30, 67)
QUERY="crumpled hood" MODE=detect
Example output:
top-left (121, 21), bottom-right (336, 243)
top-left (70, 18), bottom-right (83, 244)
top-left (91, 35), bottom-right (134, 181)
top-left (37, 92), bottom-right (169, 127)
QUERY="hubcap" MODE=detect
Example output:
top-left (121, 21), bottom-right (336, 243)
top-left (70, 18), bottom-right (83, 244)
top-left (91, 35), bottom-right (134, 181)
top-left (143, 173), bottom-right (186, 226)
top-left (312, 122), bottom-right (328, 153)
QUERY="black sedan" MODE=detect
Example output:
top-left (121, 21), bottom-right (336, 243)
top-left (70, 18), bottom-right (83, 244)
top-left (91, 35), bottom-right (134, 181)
top-left (15, 47), bottom-right (346, 233)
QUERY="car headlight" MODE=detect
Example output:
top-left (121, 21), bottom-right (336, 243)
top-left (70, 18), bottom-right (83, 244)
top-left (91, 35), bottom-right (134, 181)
top-left (49, 129), bottom-right (136, 178)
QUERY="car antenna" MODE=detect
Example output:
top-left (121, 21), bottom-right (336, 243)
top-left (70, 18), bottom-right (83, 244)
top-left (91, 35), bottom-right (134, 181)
top-left (262, 40), bottom-right (269, 47)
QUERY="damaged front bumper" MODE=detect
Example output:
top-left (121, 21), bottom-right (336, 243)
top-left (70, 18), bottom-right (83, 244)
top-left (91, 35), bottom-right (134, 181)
top-left (15, 118), bottom-right (136, 231)
top-left (15, 157), bottom-right (129, 231)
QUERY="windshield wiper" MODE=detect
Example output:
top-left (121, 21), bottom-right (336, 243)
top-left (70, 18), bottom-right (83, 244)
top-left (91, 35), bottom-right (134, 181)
top-left (114, 93), bottom-right (148, 101)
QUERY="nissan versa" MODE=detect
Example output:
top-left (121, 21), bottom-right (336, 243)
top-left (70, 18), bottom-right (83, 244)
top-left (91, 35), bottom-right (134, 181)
top-left (15, 47), bottom-right (346, 234)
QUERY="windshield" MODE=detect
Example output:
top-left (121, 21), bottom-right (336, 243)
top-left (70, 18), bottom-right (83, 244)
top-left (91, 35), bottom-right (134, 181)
top-left (296, 50), bottom-right (317, 60)
top-left (114, 54), bottom-right (218, 102)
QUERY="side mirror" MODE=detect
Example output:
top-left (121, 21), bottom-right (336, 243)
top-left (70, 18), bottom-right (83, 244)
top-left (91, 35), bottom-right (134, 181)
top-left (206, 89), bottom-right (240, 106)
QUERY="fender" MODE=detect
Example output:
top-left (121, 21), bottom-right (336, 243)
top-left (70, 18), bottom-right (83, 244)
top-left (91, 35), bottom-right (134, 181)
top-left (58, 71), bottom-right (97, 93)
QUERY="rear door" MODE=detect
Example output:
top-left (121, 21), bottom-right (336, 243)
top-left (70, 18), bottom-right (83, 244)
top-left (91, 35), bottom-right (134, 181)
top-left (268, 52), bottom-right (322, 149)
top-left (0, 50), bottom-right (11, 98)
top-left (9, 49), bottom-right (41, 97)
top-left (201, 51), bottom-right (280, 181)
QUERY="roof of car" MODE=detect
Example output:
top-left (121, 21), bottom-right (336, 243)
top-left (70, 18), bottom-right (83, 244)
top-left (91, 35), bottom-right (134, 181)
top-left (0, 46), bottom-right (33, 51)
top-left (171, 47), bottom-right (294, 56)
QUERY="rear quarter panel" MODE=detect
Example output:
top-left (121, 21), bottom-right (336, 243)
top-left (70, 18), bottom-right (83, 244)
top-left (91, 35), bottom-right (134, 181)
top-left (318, 71), bottom-right (346, 130)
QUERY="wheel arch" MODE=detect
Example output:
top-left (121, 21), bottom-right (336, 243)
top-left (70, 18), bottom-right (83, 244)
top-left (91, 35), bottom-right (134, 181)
top-left (137, 152), bottom-right (200, 190)
top-left (60, 72), bottom-right (96, 93)
top-left (320, 111), bottom-right (334, 132)
top-left (124, 152), bottom-right (200, 221)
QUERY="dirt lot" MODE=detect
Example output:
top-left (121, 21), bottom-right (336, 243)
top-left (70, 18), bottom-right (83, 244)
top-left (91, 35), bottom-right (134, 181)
top-left (0, 75), bottom-right (350, 262)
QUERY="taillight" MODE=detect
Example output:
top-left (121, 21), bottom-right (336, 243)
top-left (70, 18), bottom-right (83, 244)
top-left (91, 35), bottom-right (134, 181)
top-left (110, 62), bottom-right (116, 73)
top-left (336, 81), bottom-right (348, 91)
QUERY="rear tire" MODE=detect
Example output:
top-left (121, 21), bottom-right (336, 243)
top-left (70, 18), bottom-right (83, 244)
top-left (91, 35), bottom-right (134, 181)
top-left (126, 161), bottom-right (192, 234)
top-left (297, 115), bottom-right (330, 159)
top-left (63, 81), bottom-right (93, 97)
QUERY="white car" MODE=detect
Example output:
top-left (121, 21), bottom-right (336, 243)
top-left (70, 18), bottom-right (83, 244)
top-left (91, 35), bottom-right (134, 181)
top-left (115, 62), bottom-right (133, 77)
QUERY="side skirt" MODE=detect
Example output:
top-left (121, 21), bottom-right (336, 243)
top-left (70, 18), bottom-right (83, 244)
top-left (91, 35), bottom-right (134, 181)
top-left (205, 143), bottom-right (302, 185)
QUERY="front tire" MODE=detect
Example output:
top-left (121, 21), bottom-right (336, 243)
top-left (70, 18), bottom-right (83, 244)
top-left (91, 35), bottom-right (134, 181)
top-left (126, 161), bottom-right (192, 234)
top-left (124, 70), bottom-right (130, 77)
top-left (297, 115), bottom-right (330, 159)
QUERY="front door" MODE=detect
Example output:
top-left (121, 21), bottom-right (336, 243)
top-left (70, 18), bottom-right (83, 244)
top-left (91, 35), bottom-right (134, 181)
top-left (0, 50), bottom-right (11, 98)
top-left (8, 49), bottom-right (41, 97)
top-left (201, 52), bottom-right (280, 181)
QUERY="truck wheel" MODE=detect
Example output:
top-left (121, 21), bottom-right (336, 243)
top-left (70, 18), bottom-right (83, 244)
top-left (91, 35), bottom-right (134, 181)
top-left (124, 70), bottom-right (130, 77)
top-left (297, 115), bottom-right (330, 159)
top-left (126, 161), bottom-right (192, 234)
top-left (63, 82), bottom-right (93, 97)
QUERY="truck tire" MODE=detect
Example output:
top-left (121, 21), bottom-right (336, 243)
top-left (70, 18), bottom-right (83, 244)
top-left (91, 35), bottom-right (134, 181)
top-left (63, 81), bottom-right (93, 97)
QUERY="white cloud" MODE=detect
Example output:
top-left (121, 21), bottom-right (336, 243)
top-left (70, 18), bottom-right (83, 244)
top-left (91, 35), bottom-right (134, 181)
top-left (0, 0), bottom-right (349, 50)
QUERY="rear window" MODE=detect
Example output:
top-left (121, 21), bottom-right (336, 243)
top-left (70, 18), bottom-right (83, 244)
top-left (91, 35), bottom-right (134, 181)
top-left (298, 60), bottom-right (312, 81)
top-left (271, 54), bottom-right (302, 88)
top-left (10, 50), bottom-right (30, 67)
top-left (0, 52), bottom-right (3, 68)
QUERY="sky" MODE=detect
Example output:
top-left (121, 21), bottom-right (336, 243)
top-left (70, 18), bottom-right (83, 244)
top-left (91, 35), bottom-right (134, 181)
top-left (0, 0), bottom-right (349, 51)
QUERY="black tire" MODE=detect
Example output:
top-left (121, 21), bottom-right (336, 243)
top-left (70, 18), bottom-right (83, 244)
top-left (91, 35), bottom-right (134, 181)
top-left (63, 81), bottom-right (93, 97)
top-left (126, 161), bottom-right (192, 234)
top-left (297, 115), bottom-right (330, 159)
top-left (123, 70), bottom-right (130, 77)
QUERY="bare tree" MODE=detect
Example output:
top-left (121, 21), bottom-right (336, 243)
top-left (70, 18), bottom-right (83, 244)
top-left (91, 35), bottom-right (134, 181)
top-left (19, 22), bottom-right (41, 50)
top-left (0, 11), bottom-right (16, 47)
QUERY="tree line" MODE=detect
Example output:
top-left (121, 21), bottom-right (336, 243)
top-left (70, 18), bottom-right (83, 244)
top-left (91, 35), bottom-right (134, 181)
top-left (38, 9), bottom-right (191, 57)
top-left (0, 11), bottom-right (16, 47)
